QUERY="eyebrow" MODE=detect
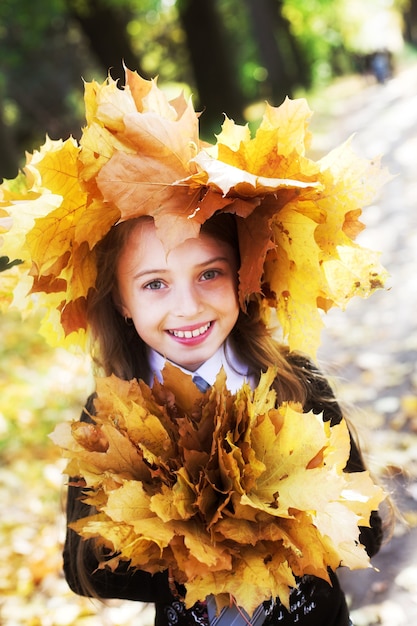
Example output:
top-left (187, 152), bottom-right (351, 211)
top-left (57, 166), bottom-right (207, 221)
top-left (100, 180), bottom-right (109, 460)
top-left (133, 256), bottom-right (231, 280)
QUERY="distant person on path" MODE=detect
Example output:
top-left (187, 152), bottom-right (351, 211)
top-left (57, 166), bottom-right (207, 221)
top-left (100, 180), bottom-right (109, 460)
top-left (370, 49), bottom-right (392, 83)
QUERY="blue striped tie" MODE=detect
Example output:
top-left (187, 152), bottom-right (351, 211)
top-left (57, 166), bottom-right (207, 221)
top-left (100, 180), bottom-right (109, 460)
top-left (192, 375), bottom-right (211, 392)
top-left (207, 596), bottom-right (266, 626)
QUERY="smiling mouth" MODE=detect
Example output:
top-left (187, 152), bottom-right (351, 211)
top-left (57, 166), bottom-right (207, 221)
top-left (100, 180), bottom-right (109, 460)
top-left (168, 322), bottom-right (212, 339)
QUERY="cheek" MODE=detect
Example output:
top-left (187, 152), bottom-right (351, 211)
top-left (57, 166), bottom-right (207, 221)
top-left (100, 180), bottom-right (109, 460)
top-left (131, 300), bottom-right (150, 325)
top-left (225, 280), bottom-right (240, 310)
top-left (119, 283), bottom-right (150, 320)
top-left (130, 295), bottom-right (166, 337)
top-left (219, 285), bottom-right (240, 322)
top-left (130, 312), bottom-right (153, 344)
top-left (231, 302), bottom-right (240, 325)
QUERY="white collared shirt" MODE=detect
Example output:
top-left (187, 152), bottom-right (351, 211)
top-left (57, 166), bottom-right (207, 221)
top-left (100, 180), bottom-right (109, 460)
top-left (147, 340), bottom-right (256, 393)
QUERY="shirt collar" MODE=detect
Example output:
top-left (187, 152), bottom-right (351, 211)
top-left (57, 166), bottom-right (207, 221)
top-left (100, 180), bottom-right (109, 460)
top-left (147, 341), bottom-right (255, 393)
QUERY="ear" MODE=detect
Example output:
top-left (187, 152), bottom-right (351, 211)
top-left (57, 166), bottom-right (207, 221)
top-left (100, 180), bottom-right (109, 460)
top-left (119, 304), bottom-right (131, 319)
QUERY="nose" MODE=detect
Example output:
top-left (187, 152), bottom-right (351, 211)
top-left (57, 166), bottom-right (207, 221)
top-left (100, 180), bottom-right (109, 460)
top-left (172, 282), bottom-right (203, 317)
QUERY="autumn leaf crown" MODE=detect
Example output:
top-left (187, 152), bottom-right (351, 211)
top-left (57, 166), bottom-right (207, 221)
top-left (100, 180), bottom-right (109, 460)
top-left (0, 66), bottom-right (389, 355)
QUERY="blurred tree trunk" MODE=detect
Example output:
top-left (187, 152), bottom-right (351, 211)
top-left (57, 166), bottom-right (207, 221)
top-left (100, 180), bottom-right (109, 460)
top-left (177, 0), bottom-right (245, 137)
top-left (0, 97), bottom-right (19, 181)
top-left (65, 0), bottom-right (145, 83)
top-left (404, 0), bottom-right (417, 46)
top-left (244, 0), bottom-right (309, 103)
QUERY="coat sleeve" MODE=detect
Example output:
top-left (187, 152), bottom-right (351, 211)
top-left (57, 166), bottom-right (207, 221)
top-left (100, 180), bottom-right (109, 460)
top-left (62, 395), bottom-right (175, 603)
top-left (289, 355), bottom-right (384, 559)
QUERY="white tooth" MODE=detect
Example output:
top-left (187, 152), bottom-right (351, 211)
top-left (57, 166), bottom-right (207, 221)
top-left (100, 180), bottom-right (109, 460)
top-left (171, 323), bottom-right (210, 338)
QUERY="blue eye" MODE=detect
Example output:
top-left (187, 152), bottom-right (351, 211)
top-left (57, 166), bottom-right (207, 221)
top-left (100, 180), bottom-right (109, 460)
top-left (201, 269), bottom-right (218, 281)
top-left (145, 280), bottom-right (164, 290)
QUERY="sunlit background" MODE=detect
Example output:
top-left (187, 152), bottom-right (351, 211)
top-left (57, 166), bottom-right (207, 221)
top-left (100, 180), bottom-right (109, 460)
top-left (2, 1), bottom-right (417, 624)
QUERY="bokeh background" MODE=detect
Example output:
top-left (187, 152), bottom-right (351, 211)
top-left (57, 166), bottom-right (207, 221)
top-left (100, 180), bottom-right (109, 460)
top-left (1, 1), bottom-right (417, 625)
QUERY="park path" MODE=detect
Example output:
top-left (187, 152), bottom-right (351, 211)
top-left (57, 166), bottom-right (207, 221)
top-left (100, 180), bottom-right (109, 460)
top-left (311, 61), bottom-right (417, 625)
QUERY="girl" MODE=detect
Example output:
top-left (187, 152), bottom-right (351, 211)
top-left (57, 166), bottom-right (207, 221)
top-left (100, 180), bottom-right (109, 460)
top-left (63, 212), bottom-right (383, 626)
top-left (0, 68), bottom-right (389, 626)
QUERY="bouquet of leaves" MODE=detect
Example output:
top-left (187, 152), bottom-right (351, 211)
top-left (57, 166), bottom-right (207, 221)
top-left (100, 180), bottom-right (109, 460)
top-left (52, 364), bottom-right (385, 616)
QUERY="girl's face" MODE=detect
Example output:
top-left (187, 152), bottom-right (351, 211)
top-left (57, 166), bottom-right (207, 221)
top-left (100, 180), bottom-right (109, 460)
top-left (116, 219), bottom-right (240, 371)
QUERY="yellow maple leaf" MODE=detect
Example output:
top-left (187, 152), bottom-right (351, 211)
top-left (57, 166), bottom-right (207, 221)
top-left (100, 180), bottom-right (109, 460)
top-left (88, 72), bottom-right (205, 247)
top-left (185, 545), bottom-right (296, 614)
top-left (97, 380), bottom-right (175, 465)
top-left (50, 419), bottom-right (150, 488)
top-left (150, 470), bottom-right (196, 522)
top-left (260, 99), bottom-right (313, 154)
top-left (0, 166), bottom-right (60, 314)
top-left (323, 245), bottom-right (388, 307)
top-left (71, 513), bottom-right (168, 574)
top-left (278, 515), bottom-right (338, 581)
top-left (192, 150), bottom-right (320, 197)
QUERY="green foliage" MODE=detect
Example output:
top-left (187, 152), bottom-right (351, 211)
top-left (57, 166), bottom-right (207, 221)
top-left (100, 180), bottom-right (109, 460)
top-left (0, 0), bottom-right (67, 56)
top-left (283, 0), bottom-right (406, 84)
top-left (0, 0), bottom-right (100, 166)
top-left (127, 0), bottom-right (192, 83)
top-left (0, 0), bottom-right (408, 179)
top-left (217, 0), bottom-right (260, 99)
top-left (283, 0), bottom-right (349, 83)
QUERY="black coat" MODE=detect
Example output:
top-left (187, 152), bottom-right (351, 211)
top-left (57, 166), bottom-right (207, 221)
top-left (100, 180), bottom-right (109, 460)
top-left (63, 360), bottom-right (382, 626)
